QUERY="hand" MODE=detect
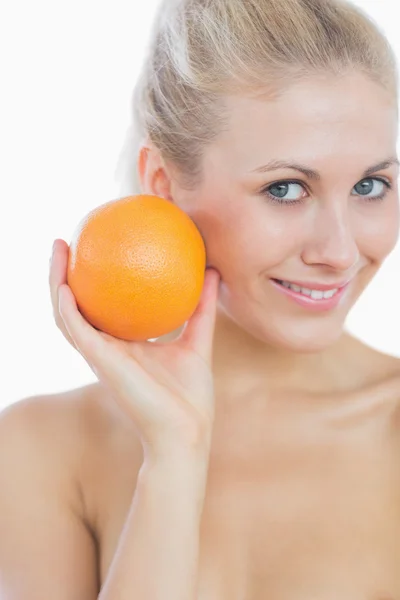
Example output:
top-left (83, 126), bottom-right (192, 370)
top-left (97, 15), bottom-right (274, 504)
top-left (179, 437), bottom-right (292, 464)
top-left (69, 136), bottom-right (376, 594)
top-left (49, 239), bottom-right (221, 457)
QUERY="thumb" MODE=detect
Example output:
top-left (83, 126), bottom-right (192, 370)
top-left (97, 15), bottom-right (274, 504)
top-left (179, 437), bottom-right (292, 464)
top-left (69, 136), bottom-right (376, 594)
top-left (178, 268), bottom-right (221, 363)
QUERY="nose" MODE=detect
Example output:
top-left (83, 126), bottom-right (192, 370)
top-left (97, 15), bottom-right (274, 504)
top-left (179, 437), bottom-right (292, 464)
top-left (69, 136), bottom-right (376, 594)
top-left (301, 203), bottom-right (360, 271)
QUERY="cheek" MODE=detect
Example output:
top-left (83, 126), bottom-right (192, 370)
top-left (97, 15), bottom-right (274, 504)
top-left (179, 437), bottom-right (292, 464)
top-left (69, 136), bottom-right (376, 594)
top-left (356, 205), bottom-right (400, 259)
top-left (191, 203), bottom-right (295, 274)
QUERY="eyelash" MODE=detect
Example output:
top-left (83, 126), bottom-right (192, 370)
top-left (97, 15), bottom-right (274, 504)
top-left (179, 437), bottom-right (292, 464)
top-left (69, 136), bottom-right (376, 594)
top-left (260, 177), bottom-right (393, 206)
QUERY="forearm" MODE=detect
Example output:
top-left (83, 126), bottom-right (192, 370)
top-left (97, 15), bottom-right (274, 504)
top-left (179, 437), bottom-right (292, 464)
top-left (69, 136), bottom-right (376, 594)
top-left (98, 449), bottom-right (210, 600)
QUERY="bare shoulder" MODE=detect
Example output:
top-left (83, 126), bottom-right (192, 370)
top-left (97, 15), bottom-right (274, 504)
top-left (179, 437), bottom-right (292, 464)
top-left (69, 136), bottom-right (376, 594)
top-left (346, 339), bottom-right (400, 425)
top-left (343, 333), bottom-right (400, 386)
top-left (0, 382), bottom-right (144, 528)
top-left (0, 383), bottom-right (140, 599)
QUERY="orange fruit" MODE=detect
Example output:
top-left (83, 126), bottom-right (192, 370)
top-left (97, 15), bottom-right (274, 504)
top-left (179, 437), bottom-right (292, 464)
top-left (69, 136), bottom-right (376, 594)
top-left (67, 194), bottom-right (206, 341)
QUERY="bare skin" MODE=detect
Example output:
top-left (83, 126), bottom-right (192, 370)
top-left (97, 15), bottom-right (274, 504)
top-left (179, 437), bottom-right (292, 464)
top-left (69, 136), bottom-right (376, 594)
top-left (8, 335), bottom-right (400, 599)
top-left (1, 72), bottom-right (400, 598)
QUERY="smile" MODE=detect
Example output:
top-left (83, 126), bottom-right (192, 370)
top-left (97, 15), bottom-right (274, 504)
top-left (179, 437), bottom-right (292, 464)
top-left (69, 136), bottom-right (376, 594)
top-left (274, 280), bottom-right (339, 300)
top-left (270, 278), bottom-right (351, 311)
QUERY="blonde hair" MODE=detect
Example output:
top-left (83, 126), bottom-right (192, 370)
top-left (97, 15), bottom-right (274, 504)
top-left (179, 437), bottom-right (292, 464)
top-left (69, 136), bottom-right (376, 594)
top-left (114, 0), bottom-right (398, 197)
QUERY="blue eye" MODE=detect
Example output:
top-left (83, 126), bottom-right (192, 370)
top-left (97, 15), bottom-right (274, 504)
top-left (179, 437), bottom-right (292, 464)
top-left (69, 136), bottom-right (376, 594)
top-left (263, 181), bottom-right (305, 204)
top-left (260, 177), bottom-right (392, 206)
top-left (352, 178), bottom-right (390, 201)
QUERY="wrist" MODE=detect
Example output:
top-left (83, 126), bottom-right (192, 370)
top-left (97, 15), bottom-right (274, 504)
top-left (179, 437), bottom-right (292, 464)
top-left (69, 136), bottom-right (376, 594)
top-left (142, 423), bottom-right (213, 465)
top-left (141, 436), bottom-right (212, 474)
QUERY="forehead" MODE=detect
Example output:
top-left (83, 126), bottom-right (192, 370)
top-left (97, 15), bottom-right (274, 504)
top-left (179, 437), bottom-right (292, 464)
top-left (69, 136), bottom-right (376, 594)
top-left (213, 74), bottom-right (398, 172)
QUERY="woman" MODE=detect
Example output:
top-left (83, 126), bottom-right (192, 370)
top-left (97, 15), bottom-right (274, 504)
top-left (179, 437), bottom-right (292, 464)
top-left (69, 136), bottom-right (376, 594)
top-left (1, 0), bottom-right (400, 598)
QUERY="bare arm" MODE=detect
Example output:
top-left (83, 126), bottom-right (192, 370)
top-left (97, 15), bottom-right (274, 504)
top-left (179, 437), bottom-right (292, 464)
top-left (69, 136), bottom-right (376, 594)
top-left (0, 395), bottom-right (211, 600)
top-left (46, 239), bottom-right (220, 599)
top-left (99, 444), bottom-right (211, 600)
top-left (0, 400), bottom-right (99, 600)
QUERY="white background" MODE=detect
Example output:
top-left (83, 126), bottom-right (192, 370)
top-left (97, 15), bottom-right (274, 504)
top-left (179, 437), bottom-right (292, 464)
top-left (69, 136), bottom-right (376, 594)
top-left (1, 0), bottom-right (399, 408)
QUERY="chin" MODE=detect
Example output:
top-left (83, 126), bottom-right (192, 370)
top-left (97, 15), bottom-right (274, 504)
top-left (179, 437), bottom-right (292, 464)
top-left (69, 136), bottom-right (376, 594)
top-left (218, 289), bottom-right (349, 353)
top-left (248, 318), bottom-right (346, 354)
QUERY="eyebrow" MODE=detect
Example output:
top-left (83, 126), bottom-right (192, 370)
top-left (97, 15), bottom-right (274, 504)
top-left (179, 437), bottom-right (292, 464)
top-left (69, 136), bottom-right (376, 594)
top-left (251, 157), bottom-right (400, 180)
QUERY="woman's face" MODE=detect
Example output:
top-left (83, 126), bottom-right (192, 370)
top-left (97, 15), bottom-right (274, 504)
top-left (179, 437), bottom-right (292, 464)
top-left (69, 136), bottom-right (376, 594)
top-left (170, 73), bottom-right (400, 352)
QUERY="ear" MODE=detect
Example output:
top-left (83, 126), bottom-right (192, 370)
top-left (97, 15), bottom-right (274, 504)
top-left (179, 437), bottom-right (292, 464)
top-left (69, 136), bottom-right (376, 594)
top-left (137, 143), bottom-right (173, 200)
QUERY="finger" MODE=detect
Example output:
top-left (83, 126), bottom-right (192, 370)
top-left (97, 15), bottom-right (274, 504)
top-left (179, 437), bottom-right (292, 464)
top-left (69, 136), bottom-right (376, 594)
top-left (178, 268), bottom-right (221, 363)
top-left (49, 239), bottom-right (76, 348)
top-left (58, 283), bottom-right (108, 361)
top-left (57, 284), bottom-right (138, 379)
top-left (57, 283), bottom-right (160, 416)
top-left (58, 282), bottom-right (122, 386)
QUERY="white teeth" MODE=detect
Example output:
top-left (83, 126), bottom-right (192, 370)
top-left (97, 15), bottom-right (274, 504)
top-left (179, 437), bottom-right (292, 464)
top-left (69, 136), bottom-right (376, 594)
top-left (301, 288), bottom-right (312, 296)
top-left (277, 280), bottom-right (339, 300)
top-left (322, 289), bottom-right (337, 299)
top-left (310, 290), bottom-right (324, 300)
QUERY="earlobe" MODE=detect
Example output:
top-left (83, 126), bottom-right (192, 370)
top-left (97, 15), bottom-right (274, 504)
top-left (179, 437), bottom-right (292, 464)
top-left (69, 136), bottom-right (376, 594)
top-left (153, 168), bottom-right (174, 201)
top-left (137, 144), bottom-right (173, 201)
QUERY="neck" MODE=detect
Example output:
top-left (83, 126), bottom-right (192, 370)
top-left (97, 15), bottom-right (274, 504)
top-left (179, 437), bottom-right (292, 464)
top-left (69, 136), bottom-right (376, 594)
top-left (211, 306), bottom-right (357, 398)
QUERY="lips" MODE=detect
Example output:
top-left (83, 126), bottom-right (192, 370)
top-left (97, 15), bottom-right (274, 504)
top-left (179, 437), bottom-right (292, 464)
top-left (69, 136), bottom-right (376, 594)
top-left (271, 277), bottom-right (352, 291)
top-left (270, 278), bottom-right (351, 311)
top-left (273, 279), bottom-right (338, 300)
